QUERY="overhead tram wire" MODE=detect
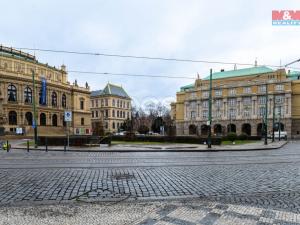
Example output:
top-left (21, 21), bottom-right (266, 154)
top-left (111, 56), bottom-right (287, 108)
top-left (0, 65), bottom-right (196, 80)
top-left (14, 47), bottom-right (300, 70)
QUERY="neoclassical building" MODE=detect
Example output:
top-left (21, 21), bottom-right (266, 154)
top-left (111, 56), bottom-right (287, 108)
top-left (0, 45), bottom-right (92, 136)
top-left (171, 66), bottom-right (300, 138)
top-left (90, 83), bottom-right (131, 134)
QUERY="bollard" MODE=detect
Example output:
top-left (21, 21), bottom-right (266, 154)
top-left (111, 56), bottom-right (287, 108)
top-left (45, 137), bottom-right (48, 152)
top-left (27, 140), bottom-right (30, 152)
top-left (64, 139), bottom-right (66, 152)
top-left (6, 140), bottom-right (9, 152)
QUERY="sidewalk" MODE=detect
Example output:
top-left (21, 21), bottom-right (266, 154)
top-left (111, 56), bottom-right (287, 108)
top-left (10, 140), bottom-right (287, 152)
top-left (0, 198), bottom-right (298, 225)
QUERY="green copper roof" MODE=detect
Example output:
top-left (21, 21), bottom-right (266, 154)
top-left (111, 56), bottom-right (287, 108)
top-left (287, 70), bottom-right (300, 80)
top-left (203, 66), bottom-right (273, 80)
top-left (91, 83), bottom-right (130, 98)
top-left (180, 83), bottom-right (194, 91)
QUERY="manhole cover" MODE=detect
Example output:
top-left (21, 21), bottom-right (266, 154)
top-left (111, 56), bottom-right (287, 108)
top-left (111, 174), bottom-right (135, 180)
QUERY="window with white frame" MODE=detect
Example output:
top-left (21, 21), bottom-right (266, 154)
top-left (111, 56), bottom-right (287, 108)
top-left (244, 108), bottom-right (251, 117)
top-left (229, 108), bottom-right (236, 117)
top-left (275, 95), bottom-right (284, 104)
top-left (202, 110), bottom-right (208, 119)
top-left (202, 91), bottom-right (209, 98)
top-left (228, 88), bottom-right (236, 96)
top-left (215, 99), bottom-right (222, 108)
top-left (228, 98), bottom-right (236, 107)
top-left (243, 97), bottom-right (251, 105)
top-left (215, 89), bottom-right (222, 97)
top-left (258, 106), bottom-right (266, 116)
top-left (275, 84), bottom-right (284, 91)
top-left (191, 111), bottom-right (196, 119)
top-left (259, 85), bottom-right (266, 93)
top-left (190, 92), bottom-right (196, 99)
top-left (243, 87), bottom-right (251, 94)
top-left (202, 100), bottom-right (209, 108)
top-left (190, 101), bottom-right (197, 109)
top-left (258, 96), bottom-right (266, 105)
top-left (215, 110), bottom-right (222, 118)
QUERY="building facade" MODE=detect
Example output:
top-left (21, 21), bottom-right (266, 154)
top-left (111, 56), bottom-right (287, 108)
top-left (171, 66), bottom-right (300, 138)
top-left (0, 45), bottom-right (92, 136)
top-left (90, 83), bottom-right (131, 134)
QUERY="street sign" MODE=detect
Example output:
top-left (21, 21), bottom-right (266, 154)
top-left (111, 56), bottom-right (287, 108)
top-left (64, 111), bottom-right (72, 122)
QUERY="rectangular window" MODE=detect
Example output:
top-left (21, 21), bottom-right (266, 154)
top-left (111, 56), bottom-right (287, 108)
top-left (215, 110), bottom-right (222, 118)
top-left (190, 101), bottom-right (196, 109)
top-left (243, 87), bottom-right (251, 94)
top-left (96, 100), bottom-right (98, 107)
top-left (80, 100), bottom-right (84, 110)
top-left (202, 91), bottom-right (209, 98)
top-left (202, 100), bottom-right (209, 108)
top-left (105, 110), bottom-right (109, 118)
top-left (92, 111), bottom-right (94, 118)
top-left (215, 89), bottom-right (222, 97)
top-left (244, 108), bottom-right (251, 117)
top-left (91, 100), bottom-right (94, 108)
top-left (259, 85), bottom-right (266, 93)
top-left (258, 96), bottom-right (266, 105)
top-left (215, 99), bottom-right (222, 108)
top-left (105, 99), bottom-right (108, 106)
top-left (228, 88), bottom-right (236, 96)
top-left (101, 99), bottom-right (104, 107)
top-left (243, 97), bottom-right (251, 105)
top-left (275, 84), bottom-right (284, 91)
top-left (275, 95), bottom-right (284, 104)
top-left (258, 106), bottom-right (266, 116)
top-left (229, 108), bottom-right (236, 118)
top-left (96, 111), bottom-right (98, 117)
top-left (191, 111), bottom-right (196, 119)
top-left (202, 110), bottom-right (208, 119)
top-left (228, 98), bottom-right (236, 107)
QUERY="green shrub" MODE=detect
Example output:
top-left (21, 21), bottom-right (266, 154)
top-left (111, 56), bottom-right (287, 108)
top-left (227, 132), bottom-right (237, 142)
top-left (238, 132), bottom-right (248, 141)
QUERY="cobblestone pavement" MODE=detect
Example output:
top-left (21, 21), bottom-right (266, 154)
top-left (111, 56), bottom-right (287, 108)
top-left (0, 199), bottom-right (299, 225)
top-left (0, 141), bottom-right (300, 214)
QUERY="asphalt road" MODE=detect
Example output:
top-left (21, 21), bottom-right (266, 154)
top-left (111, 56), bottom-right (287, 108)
top-left (0, 141), bottom-right (300, 213)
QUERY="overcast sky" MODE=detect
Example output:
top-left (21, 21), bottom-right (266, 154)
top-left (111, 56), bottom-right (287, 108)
top-left (1, 0), bottom-right (300, 108)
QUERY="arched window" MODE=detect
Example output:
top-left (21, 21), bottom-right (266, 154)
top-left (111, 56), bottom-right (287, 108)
top-left (25, 112), bottom-right (33, 125)
top-left (24, 86), bottom-right (32, 104)
top-left (62, 94), bottom-right (67, 108)
top-left (8, 84), bottom-right (17, 102)
top-left (40, 113), bottom-right (46, 126)
top-left (51, 91), bottom-right (57, 107)
top-left (52, 114), bottom-right (57, 126)
top-left (8, 111), bottom-right (17, 125)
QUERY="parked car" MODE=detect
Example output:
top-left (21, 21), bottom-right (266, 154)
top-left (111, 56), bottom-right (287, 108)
top-left (268, 131), bottom-right (287, 140)
top-left (274, 131), bottom-right (287, 140)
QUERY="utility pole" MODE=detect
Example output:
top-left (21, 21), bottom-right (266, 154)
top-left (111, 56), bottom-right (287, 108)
top-left (278, 106), bottom-right (281, 141)
top-left (272, 95), bottom-right (276, 142)
top-left (208, 69), bottom-right (212, 148)
top-left (264, 83), bottom-right (268, 145)
top-left (31, 70), bottom-right (38, 148)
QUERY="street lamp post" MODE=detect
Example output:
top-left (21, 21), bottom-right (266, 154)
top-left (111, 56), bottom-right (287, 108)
top-left (272, 96), bottom-right (276, 142)
top-left (208, 69), bottom-right (213, 148)
top-left (278, 106), bottom-right (281, 141)
top-left (264, 83), bottom-right (268, 145)
top-left (31, 70), bottom-right (38, 148)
